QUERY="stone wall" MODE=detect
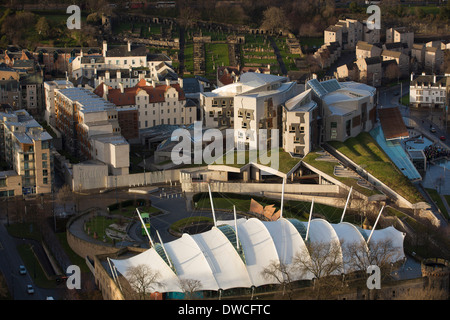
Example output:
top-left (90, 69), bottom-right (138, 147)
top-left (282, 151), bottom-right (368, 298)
top-left (66, 209), bottom-right (120, 260)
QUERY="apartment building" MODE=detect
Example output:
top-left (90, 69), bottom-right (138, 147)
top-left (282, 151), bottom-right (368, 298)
top-left (424, 46), bottom-right (444, 74)
top-left (381, 49), bottom-right (410, 77)
top-left (53, 87), bottom-right (129, 175)
top-left (0, 109), bottom-right (53, 195)
top-left (313, 42), bottom-right (342, 69)
top-left (0, 170), bottom-right (22, 197)
top-left (306, 78), bottom-right (377, 142)
top-left (324, 19), bottom-right (377, 50)
top-left (356, 41), bottom-right (382, 60)
top-left (43, 79), bottom-right (74, 127)
top-left (356, 56), bottom-right (382, 87)
top-left (94, 78), bottom-right (195, 130)
top-left (0, 64), bottom-right (20, 108)
top-left (409, 73), bottom-right (449, 109)
top-left (0, 61), bottom-right (44, 116)
top-left (386, 27), bottom-right (414, 53)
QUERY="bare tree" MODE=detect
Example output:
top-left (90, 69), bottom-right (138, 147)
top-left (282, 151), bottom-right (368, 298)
top-left (343, 238), bottom-right (403, 281)
top-left (177, 0), bottom-right (200, 29)
top-left (384, 62), bottom-right (401, 82)
top-left (56, 184), bottom-right (73, 213)
top-left (293, 241), bottom-right (344, 299)
top-left (178, 278), bottom-right (202, 300)
top-left (260, 7), bottom-right (292, 34)
top-left (125, 264), bottom-right (163, 300)
top-left (393, 285), bottom-right (449, 300)
top-left (261, 260), bottom-right (296, 299)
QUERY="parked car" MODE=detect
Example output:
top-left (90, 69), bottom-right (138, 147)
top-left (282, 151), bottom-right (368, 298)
top-left (26, 285), bottom-right (34, 294)
top-left (19, 265), bottom-right (27, 275)
top-left (430, 127), bottom-right (437, 133)
top-left (440, 136), bottom-right (446, 141)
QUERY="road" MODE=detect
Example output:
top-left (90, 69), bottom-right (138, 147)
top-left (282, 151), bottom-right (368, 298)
top-left (379, 83), bottom-right (450, 143)
top-left (0, 224), bottom-right (48, 300)
top-left (378, 83), bottom-right (449, 225)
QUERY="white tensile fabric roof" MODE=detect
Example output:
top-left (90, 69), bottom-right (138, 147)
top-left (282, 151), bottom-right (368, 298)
top-left (111, 217), bottom-right (405, 293)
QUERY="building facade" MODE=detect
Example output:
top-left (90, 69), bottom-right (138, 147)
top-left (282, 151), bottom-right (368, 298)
top-left (409, 73), bottom-right (449, 109)
top-left (95, 78), bottom-right (195, 130)
top-left (0, 109), bottom-right (53, 195)
top-left (53, 87), bottom-right (129, 175)
top-left (306, 78), bottom-right (377, 143)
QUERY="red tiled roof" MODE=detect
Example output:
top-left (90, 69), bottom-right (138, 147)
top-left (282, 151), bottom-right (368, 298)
top-left (217, 66), bottom-right (271, 86)
top-left (94, 80), bottom-right (185, 106)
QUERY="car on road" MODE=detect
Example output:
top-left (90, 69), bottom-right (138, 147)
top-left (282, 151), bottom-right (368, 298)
top-left (19, 265), bottom-right (27, 275)
top-left (440, 136), bottom-right (446, 141)
top-left (26, 285), bottom-right (34, 294)
top-left (430, 127), bottom-right (437, 133)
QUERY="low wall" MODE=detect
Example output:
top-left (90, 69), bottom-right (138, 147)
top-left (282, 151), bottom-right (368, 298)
top-left (182, 180), bottom-right (340, 195)
top-left (72, 166), bottom-right (209, 191)
top-left (325, 144), bottom-right (424, 209)
top-left (300, 161), bottom-right (371, 200)
top-left (66, 209), bottom-right (120, 260)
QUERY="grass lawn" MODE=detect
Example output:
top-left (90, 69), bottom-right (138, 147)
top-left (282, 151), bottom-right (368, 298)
top-left (6, 222), bottom-right (42, 241)
top-left (205, 43), bottom-right (229, 79)
top-left (211, 148), bottom-right (301, 174)
top-left (302, 150), bottom-right (381, 197)
top-left (55, 232), bottom-right (90, 273)
top-left (17, 243), bottom-right (56, 289)
top-left (170, 216), bottom-right (214, 234)
top-left (445, 195), bottom-right (450, 208)
top-left (110, 205), bottom-right (160, 218)
top-left (85, 216), bottom-right (121, 244)
top-left (193, 192), bottom-right (356, 224)
top-left (327, 132), bottom-right (425, 204)
top-left (426, 188), bottom-right (449, 220)
top-left (183, 42), bottom-right (194, 74)
top-left (400, 94), bottom-right (410, 106)
top-left (299, 37), bottom-right (324, 49)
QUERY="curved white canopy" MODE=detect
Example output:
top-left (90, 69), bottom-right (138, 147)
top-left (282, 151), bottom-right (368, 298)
top-left (111, 218), bottom-right (405, 293)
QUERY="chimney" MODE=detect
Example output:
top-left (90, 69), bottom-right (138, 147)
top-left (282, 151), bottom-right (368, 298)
top-left (102, 83), bottom-right (109, 99)
top-left (117, 70), bottom-right (121, 79)
top-left (119, 82), bottom-right (124, 93)
top-left (103, 41), bottom-right (108, 57)
top-left (433, 74), bottom-right (436, 83)
top-left (410, 72), bottom-right (414, 81)
top-left (179, 78), bottom-right (183, 88)
top-left (127, 41), bottom-right (132, 52)
top-left (151, 80), bottom-right (156, 87)
top-left (165, 78), bottom-right (170, 86)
